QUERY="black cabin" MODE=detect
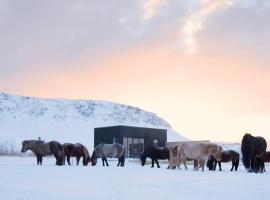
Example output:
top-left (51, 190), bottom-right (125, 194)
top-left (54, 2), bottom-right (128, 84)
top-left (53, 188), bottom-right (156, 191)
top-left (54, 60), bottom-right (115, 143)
top-left (94, 125), bottom-right (167, 158)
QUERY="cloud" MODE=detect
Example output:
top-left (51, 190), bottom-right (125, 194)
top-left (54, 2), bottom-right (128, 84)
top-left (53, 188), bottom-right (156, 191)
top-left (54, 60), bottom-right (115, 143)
top-left (180, 0), bottom-right (233, 53)
top-left (142, 0), bottom-right (168, 20)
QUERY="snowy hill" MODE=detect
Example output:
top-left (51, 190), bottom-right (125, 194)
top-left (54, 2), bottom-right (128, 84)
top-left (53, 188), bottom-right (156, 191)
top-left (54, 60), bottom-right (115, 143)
top-left (0, 92), bottom-right (186, 151)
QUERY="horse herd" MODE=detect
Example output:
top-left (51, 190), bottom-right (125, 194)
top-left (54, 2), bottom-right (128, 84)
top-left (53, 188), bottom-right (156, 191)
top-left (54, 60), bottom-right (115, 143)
top-left (21, 140), bottom-right (125, 167)
top-left (21, 133), bottom-right (269, 173)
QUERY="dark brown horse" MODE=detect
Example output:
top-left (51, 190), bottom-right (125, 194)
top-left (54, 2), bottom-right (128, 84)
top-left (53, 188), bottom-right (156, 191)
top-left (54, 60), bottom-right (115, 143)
top-left (21, 140), bottom-right (65, 166)
top-left (63, 143), bottom-right (91, 166)
top-left (140, 145), bottom-right (169, 168)
top-left (207, 150), bottom-right (239, 171)
top-left (241, 133), bottom-right (267, 173)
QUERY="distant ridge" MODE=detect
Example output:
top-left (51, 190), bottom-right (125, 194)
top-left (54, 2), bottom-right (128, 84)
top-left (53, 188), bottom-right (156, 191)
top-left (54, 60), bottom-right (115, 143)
top-left (0, 92), bottom-right (186, 151)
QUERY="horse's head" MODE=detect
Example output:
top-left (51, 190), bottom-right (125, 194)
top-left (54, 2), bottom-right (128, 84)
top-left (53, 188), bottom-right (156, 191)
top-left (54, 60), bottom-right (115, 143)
top-left (21, 140), bottom-right (31, 153)
top-left (140, 152), bottom-right (147, 166)
top-left (212, 146), bottom-right (223, 161)
top-left (83, 156), bottom-right (91, 166)
top-left (90, 151), bottom-right (97, 166)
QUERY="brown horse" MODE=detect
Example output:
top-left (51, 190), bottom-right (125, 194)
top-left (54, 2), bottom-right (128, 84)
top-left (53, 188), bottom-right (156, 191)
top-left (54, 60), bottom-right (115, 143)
top-left (207, 150), bottom-right (240, 171)
top-left (177, 142), bottom-right (223, 171)
top-left (63, 143), bottom-right (91, 166)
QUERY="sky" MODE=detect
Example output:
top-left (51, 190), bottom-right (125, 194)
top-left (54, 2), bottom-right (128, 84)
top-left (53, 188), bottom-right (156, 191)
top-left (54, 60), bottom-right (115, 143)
top-left (1, 0), bottom-right (270, 143)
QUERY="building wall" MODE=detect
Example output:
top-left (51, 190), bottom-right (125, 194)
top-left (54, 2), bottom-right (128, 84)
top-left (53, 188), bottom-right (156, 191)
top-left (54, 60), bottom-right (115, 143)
top-left (94, 126), bottom-right (167, 157)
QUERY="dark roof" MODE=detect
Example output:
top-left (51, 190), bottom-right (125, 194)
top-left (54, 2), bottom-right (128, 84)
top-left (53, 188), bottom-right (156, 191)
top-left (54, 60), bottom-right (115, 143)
top-left (94, 125), bottom-right (167, 131)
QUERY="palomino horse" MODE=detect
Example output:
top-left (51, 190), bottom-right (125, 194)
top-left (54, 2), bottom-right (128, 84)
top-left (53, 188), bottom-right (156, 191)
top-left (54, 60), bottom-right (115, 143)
top-left (63, 143), bottom-right (91, 166)
top-left (91, 143), bottom-right (125, 167)
top-left (21, 140), bottom-right (65, 166)
top-left (207, 150), bottom-right (240, 171)
top-left (140, 145), bottom-right (169, 168)
top-left (168, 145), bottom-right (198, 169)
top-left (241, 133), bottom-right (267, 173)
top-left (177, 142), bottom-right (223, 171)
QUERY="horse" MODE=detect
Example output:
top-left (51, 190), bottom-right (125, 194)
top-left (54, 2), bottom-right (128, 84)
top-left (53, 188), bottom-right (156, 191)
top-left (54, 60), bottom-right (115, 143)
top-left (63, 143), bottom-right (91, 166)
top-left (140, 145), bottom-right (169, 168)
top-left (207, 150), bottom-right (240, 171)
top-left (91, 143), bottom-right (125, 167)
top-left (177, 142), bottom-right (223, 171)
top-left (168, 144), bottom-right (198, 170)
top-left (21, 140), bottom-right (65, 166)
top-left (241, 133), bottom-right (267, 173)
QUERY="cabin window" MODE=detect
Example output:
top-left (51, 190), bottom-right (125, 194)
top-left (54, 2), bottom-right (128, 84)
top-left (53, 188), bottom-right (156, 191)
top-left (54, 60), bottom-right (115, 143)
top-left (123, 137), bottom-right (144, 157)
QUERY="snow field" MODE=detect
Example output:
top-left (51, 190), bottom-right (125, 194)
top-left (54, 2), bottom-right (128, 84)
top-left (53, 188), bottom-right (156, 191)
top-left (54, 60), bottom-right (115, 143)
top-left (0, 156), bottom-right (269, 200)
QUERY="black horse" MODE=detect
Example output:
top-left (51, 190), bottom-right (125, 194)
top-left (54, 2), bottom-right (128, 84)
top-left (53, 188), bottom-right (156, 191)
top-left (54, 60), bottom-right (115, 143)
top-left (207, 150), bottom-right (239, 171)
top-left (140, 145), bottom-right (169, 168)
top-left (241, 133), bottom-right (267, 173)
top-left (21, 140), bottom-right (65, 166)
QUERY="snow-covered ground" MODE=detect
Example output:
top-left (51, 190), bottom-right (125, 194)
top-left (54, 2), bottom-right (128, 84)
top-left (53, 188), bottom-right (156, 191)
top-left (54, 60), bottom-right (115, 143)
top-left (0, 156), bottom-right (269, 200)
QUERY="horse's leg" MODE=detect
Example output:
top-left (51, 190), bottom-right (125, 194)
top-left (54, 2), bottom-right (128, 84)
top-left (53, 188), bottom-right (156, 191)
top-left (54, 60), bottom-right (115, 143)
top-left (213, 160), bottom-right (217, 171)
top-left (260, 159), bottom-right (265, 173)
top-left (76, 156), bottom-right (80, 165)
top-left (155, 159), bottom-right (160, 168)
top-left (197, 160), bottom-right (203, 171)
top-left (230, 161), bottom-right (234, 171)
top-left (105, 158), bottom-right (109, 167)
top-left (218, 161), bottom-right (222, 171)
top-left (235, 159), bottom-right (239, 171)
top-left (250, 156), bottom-right (255, 172)
top-left (102, 157), bottom-right (105, 166)
top-left (194, 160), bottom-right (200, 171)
top-left (36, 155), bottom-right (39, 165)
top-left (201, 160), bottom-right (206, 172)
top-left (178, 158), bottom-right (183, 170)
top-left (117, 158), bottom-right (121, 167)
top-left (194, 160), bottom-right (198, 170)
top-left (67, 156), bottom-right (71, 165)
top-left (40, 156), bottom-right (43, 165)
top-left (183, 159), bottom-right (188, 170)
top-left (52, 152), bottom-right (60, 166)
top-left (151, 158), bottom-right (155, 168)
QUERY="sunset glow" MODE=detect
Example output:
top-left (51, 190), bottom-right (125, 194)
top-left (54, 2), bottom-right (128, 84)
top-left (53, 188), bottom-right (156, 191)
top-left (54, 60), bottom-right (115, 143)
top-left (1, 0), bottom-right (270, 144)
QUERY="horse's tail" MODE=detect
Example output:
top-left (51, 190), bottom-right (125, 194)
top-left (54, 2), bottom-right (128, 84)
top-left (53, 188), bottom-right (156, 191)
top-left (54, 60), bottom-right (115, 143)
top-left (57, 144), bottom-right (65, 166)
top-left (120, 146), bottom-right (126, 167)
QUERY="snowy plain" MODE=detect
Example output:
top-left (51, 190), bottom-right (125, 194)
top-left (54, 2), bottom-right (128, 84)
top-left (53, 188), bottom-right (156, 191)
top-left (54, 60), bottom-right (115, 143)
top-left (0, 156), bottom-right (269, 200)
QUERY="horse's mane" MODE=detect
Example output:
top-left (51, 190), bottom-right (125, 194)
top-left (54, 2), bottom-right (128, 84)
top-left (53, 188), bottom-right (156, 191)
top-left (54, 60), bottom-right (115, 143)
top-left (82, 145), bottom-right (90, 159)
